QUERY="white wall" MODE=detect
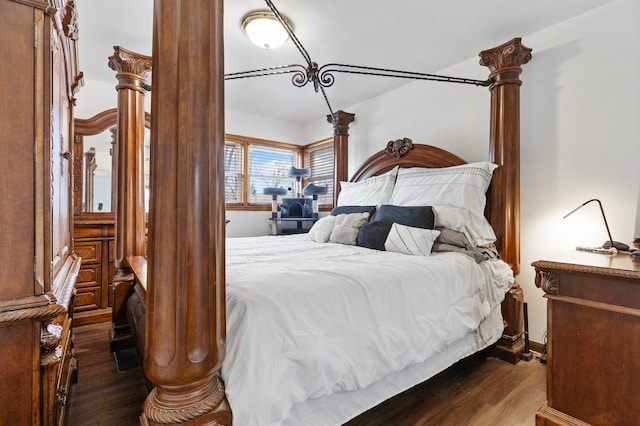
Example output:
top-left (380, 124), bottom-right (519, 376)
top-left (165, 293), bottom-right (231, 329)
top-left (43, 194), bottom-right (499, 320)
top-left (75, 77), bottom-right (311, 237)
top-left (305, 0), bottom-right (640, 343)
top-left (519, 0), bottom-right (640, 343)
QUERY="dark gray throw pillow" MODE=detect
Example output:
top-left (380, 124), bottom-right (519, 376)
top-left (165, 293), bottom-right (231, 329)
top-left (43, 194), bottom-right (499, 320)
top-left (373, 205), bottom-right (435, 229)
top-left (330, 205), bottom-right (377, 218)
top-left (356, 221), bottom-right (394, 251)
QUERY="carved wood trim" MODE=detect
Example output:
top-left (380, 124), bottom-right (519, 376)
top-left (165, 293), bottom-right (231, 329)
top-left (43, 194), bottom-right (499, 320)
top-left (0, 254), bottom-right (79, 325)
top-left (108, 46), bottom-right (153, 76)
top-left (533, 260), bottom-right (640, 282)
top-left (143, 376), bottom-right (228, 424)
top-left (535, 270), bottom-right (559, 295)
top-left (75, 109), bottom-right (152, 136)
top-left (383, 137), bottom-right (414, 158)
top-left (350, 143), bottom-right (466, 182)
top-left (108, 46), bottom-right (152, 93)
top-left (52, 253), bottom-right (81, 310)
top-left (75, 109), bottom-right (118, 135)
top-left (10, 0), bottom-right (55, 13)
top-left (61, 0), bottom-right (78, 40)
top-left (479, 38), bottom-right (533, 79)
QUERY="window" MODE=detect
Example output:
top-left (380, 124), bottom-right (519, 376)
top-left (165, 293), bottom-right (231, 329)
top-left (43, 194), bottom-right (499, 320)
top-left (225, 135), bottom-right (299, 209)
top-left (224, 139), bottom-right (244, 204)
top-left (224, 135), bottom-right (336, 210)
top-left (303, 138), bottom-right (334, 208)
top-left (247, 144), bottom-right (296, 204)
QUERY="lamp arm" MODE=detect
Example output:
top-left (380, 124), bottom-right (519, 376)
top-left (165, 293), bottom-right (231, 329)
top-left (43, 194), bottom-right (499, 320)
top-left (563, 198), bottom-right (617, 251)
top-left (593, 199), bottom-right (616, 250)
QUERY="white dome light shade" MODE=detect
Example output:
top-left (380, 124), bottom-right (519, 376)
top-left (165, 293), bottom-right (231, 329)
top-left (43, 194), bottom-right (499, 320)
top-left (242, 11), bottom-right (292, 50)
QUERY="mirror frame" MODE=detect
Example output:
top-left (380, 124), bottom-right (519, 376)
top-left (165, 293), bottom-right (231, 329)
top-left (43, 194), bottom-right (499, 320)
top-left (73, 108), bottom-right (151, 219)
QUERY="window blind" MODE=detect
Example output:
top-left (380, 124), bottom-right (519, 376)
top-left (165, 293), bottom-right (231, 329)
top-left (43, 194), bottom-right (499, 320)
top-left (248, 143), bottom-right (296, 204)
top-left (304, 139), bottom-right (334, 206)
top-left (224, 140), bottom-right (244, 204)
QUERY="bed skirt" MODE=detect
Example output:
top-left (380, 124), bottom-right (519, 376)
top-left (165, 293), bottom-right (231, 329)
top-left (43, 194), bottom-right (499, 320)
top-left (283, 306), bottom-right (504, 426)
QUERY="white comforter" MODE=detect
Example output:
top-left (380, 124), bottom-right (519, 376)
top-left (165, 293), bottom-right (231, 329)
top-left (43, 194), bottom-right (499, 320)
top-left (222, 235), bottom-right (513, 426)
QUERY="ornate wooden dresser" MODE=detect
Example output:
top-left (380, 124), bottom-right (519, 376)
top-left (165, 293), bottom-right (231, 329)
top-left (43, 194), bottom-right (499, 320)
top-left (0, 0), bottom-right (82, 423)
top-left (534, 251), bottom-right (640, 425)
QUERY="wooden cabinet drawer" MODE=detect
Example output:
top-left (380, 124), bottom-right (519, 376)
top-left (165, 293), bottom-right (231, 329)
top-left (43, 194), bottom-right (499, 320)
top-left (77, 265), bottom-right (101, 287)
top-left (75, 287), bottom-right (101, 312)
top-left (75, 241), bottom-right (102, 264)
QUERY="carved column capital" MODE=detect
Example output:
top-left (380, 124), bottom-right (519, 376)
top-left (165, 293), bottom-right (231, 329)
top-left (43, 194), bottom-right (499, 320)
top-left (479, 37), bottom-right (532, 79)
top-left (327, 110), bottom-right (355, 136)
top-left (108, 46), bottom-right (152, 80)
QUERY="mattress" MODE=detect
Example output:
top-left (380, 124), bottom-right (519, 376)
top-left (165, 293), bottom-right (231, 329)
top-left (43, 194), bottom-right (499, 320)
top-left (223, 234), bottom-right (514, 426)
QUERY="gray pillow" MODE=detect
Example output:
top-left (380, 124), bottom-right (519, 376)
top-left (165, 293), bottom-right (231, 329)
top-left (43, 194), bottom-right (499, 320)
top-left (330, 205), bottom-right (376, 218)
top-left (356, 221), bottom-right (393, 251)
top-left (374, 205), bottom-right (435, 229)
top-left (329, 212), bottom-right (370, 245)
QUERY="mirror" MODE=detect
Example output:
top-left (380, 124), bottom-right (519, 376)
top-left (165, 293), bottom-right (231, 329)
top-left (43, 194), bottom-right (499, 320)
top-left (74, 108), bottom-right (151, 216)
top-left (83, 127), bottom-right (115, 212)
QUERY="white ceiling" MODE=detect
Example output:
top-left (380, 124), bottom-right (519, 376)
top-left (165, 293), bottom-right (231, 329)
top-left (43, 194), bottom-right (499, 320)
top-left (76, 0), bottom-right (615, 125)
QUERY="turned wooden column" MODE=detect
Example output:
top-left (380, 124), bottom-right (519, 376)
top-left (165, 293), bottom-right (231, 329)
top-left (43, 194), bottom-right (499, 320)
top-left (108, 46), bottom-right (152, 350)
top-left (480, 38), bottom-right (532, 364)
top-left (142, 0), bottom-right (231, 424)
top-left (327, 110), bottom-right (355, 205)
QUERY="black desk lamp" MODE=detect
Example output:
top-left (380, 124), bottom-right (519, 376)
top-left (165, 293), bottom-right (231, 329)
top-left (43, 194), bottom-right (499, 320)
top-left (563, 199), bottom-right (629, 253)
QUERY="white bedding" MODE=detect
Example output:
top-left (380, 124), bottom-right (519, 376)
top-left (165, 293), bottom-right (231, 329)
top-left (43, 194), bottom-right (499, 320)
top-left (222, 234), bottom-right (514, 426)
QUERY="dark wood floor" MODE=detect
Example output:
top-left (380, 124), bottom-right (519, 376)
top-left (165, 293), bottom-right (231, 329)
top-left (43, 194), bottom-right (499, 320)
top-left (67, 322), bottom-right (546, 426)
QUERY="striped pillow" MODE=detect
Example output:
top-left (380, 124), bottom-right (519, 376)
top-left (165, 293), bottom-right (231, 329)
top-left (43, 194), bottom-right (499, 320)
top-left (384, 223), bottom-right (440, 256)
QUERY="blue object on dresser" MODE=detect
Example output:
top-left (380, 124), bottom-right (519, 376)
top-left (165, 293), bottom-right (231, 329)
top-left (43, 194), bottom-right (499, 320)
top-left (280, 198), bottom-right (313, 218)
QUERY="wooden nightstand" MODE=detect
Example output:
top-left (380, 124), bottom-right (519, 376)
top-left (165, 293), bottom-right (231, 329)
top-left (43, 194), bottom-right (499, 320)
top-left (533, 251), bottom-right (640, 425)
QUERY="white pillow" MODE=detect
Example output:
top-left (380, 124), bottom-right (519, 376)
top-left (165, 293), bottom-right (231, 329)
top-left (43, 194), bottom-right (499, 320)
top-left (433, 206), bottom-right (496, 247)
top-left (384, 223), bottom-right (441, 256)
top-left (337, 167), bottom-right (398, 207)
top-left (389, 162), bottom-right (498, 218)
top-left (329, 212), bottom-right (370, 245)
top-left (306, 215), bottom-right (337, 243)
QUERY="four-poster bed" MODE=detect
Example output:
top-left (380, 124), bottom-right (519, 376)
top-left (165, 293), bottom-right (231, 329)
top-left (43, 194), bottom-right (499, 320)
top-left (104, 2), bottom-right (531, 424)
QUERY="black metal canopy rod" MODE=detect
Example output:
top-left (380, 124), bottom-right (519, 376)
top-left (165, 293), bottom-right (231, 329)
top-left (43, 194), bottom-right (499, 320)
top-left (223, 0), bottom-right (493, 126)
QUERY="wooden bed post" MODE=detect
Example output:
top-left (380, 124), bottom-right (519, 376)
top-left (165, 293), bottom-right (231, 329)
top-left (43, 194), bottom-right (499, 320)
top-left (328, 110), bottom-right (355, 205)
top-left (141, 0), bottom-right (231, 424)
top-left (107, 47), bottom-right (152, 351)
top-left (480, 38), bottom-right (532, 364)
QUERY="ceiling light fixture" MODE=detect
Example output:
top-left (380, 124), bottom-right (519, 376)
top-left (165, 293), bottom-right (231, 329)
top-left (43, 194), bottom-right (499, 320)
top-left (227, 0), bottom-right (496, 131)
top-left (241, 10), bottom-right (293, 50)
